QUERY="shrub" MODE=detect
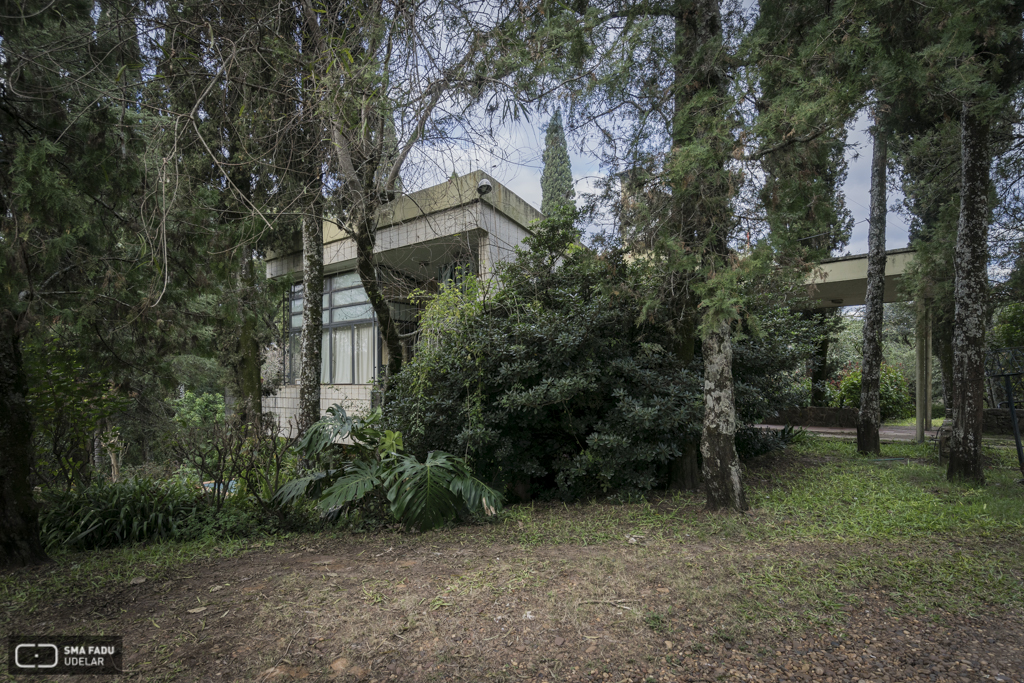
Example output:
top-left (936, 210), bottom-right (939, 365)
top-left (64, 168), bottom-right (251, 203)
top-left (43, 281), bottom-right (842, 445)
top-left (831, 363), bottom-right (914, 421)
top-left (275, 405), bottom-right (502, 531)
top-left (39, 478), bottom-right (199, 552)
top-left (735, 425), bottom-right (807, 461)
top-left (23, 335), bottom-right (129, 491)
top-left (169, 391), bottom-right (226, 427)
top-left (382, 211), bottom-right (813, 500)
top-left (166, 414), bottom-right (298, 513)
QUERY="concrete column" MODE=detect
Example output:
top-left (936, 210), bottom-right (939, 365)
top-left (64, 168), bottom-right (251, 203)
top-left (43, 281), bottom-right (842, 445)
top-left (916, 298), bottom-right (933, 442)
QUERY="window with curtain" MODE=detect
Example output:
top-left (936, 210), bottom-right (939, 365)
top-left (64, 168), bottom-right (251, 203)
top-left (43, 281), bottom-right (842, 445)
top-left (285, 273), bottom-right (379, 384)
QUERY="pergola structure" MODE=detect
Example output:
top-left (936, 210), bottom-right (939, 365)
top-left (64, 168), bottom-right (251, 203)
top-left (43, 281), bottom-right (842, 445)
top-left (805, 248), bottom-right (934, 442)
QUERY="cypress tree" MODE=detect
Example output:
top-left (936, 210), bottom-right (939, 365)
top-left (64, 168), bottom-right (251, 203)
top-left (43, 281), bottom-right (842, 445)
top-left (540, 110), bottom-right (575, 216)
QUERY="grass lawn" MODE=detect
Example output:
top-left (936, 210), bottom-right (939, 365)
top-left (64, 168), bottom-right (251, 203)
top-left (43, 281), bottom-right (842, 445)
top-left (2, 436), bottom-right (1022, 682)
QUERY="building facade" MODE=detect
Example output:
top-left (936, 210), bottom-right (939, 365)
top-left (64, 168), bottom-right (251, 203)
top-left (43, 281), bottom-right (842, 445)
top-left (263, 171), bottom-right (542, 429)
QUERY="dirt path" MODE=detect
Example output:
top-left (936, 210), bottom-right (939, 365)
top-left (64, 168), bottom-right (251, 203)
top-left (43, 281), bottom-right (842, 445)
top-left (4, 534), bottom-right (1022, 683)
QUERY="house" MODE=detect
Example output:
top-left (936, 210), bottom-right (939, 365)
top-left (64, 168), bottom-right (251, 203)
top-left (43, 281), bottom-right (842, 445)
top-left (264, 170), bottom-right (542, 428)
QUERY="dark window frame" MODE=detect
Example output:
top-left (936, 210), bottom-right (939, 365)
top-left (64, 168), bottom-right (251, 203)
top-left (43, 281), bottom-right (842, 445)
top-left (285, 273), bottom-right (379, 385)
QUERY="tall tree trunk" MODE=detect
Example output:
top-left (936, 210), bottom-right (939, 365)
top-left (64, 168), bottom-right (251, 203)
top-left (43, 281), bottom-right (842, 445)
top-left (947, 103), bottom-right (990, 483)
top-left (668, 0), bottom-right (739, 496)
top-left (857, 122), bottom-right (886, 454)
top-left (236, 254), bottom-right (263, 426)
top-left (354, 216), bottom-right (405, 379)
top-left (701, 318), bottom-right (748, 512)
top-left (0, 314), bottom-right (50, 568)
top-left (298, 207), bottom-right (324, 433)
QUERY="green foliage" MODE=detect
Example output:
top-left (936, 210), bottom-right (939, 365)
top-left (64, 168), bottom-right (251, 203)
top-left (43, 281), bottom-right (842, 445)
top-left (277, 405), bottom-right (502, 531)
top-left (169, 391), bottom-right (226, 428)
top-left (384, 212), bottom-right (812, 500)
top-left (830, 364), bottom-right (914, 421)
top-left (540, 109), bottom-right (575, 216)
top-left (38, 479), bottom-right (199, 552)
top-left (23, 336), bottom-right (129, 490)
top-left (992, 303), bottom-right (1024, 349)
top-left (167, 414), bottom-right (299, 513)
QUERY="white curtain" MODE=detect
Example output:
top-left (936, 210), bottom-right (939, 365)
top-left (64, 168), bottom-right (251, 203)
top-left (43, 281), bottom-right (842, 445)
top-left (320, 329), bottom-right (330, 383)
top-left (355, 324), bottom-right (374, 384)
top-left (332, 327), bottom-right (353, 384)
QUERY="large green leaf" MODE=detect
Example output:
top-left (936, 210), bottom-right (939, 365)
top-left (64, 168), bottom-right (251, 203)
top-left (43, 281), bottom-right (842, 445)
top-left (318, 459), bottom-right (384, 513)
top-left (386, 452), bottom-right (459, 531)
top-left (272, 469), bottom-right (341, 507)
top-left (448, 471), bottom-right (504, 518)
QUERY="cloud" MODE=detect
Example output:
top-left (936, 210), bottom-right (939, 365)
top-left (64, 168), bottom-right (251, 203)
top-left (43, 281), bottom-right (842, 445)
top-left (841, 112), bottom-right (912, 256)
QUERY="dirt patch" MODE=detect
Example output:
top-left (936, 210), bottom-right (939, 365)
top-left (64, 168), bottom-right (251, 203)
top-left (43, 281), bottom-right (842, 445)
top-left (4, 531), bottom-right (1022, 683)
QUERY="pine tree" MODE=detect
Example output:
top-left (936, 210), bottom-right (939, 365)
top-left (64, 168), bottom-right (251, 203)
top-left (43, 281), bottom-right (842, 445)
top-left (540, 110), bottom-right (575, 216)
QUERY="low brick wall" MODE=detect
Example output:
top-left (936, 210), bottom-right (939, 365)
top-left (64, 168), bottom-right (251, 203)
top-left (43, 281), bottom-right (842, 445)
top-left (769, 406), bottom-right (859, 429)
top-left (983, 408), bottom-right (1024, 435)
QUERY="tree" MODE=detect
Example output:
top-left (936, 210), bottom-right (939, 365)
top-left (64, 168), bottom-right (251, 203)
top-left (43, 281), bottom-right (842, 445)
top-left (746, 0), bottom-right (856, 409)
top-left (0, 0), bottom-right (149, 567)
top-left (294, 0), bottom-right (526, 383)
top-left (541, 109), bottom-right (576, 215)
top-left (533, 0), bottom-right (751, 510)
top-left (857, 119), bottom-right (887, 454)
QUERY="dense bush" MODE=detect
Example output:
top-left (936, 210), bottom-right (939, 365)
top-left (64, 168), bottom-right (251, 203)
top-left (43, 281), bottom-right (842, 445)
top-left (830, 363), bottom-right (914, 421)
top-left (382, 212), bottom-right (812, 500)
top-left (23, 335), bottom-right (129, 490)
top-left (166, 412), bottom-right (298, 513)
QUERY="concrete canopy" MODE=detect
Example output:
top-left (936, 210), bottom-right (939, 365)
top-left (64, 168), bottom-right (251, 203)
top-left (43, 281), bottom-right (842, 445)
top-left (802, 246), bottom-right (934, 443)
top-left (805, 247), bottom-right (917, 308)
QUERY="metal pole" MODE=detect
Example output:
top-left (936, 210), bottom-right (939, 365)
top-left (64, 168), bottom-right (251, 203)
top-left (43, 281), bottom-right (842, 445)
top-left (1005, 375), bottom-right (1024, 477)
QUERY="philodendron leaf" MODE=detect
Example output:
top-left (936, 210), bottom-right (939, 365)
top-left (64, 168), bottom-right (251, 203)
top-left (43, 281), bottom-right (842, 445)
top-left (387, 452), bottom-right (459, 532)
top-left (318, 459), bottom-right (383, 513)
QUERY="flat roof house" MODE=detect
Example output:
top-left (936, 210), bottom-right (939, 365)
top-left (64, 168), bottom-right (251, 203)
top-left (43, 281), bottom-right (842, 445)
top-left (264, 171), bottom-right (542, 429)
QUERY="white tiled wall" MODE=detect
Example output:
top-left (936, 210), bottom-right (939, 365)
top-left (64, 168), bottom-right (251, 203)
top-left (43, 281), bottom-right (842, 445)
top-left (265, 385), bottom-right (374, 436)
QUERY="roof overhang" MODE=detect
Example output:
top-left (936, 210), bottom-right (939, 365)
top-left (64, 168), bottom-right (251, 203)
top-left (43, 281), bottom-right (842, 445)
top-left (805, 248), bottom-right (917, 307)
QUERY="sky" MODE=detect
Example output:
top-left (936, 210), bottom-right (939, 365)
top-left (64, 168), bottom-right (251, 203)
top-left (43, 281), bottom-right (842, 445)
top-left (425, 109), bottom-right (913, 258)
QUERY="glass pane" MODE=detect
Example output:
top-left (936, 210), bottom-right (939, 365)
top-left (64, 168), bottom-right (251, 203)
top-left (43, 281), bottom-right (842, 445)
top-left (334, 271), bottom-right (361, 288)
top-left (332, 327), bottom-right (353, 384)
top-left (389, 302), bottom-right (419, 323)
top-left (322, 310), bottom-right (329, 324)
top-left (333, 304), bottom-right (373, 322)
top-left (322, 293), bottom-right (329, 309)
top-left (291, 314), bottom-right (302, 330)
top-left (290, 297), bottom-right (303, 313)
top-left (354, 324), bottom-right (374, 384)
top-left (332, 287), bottom-right (368, 307)
top-left (288, 332), bottom-right (301, 384)
top-left (320, 330), bottom-right (330, 384)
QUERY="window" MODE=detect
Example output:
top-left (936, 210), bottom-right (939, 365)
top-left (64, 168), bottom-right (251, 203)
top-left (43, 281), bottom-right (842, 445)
top-left (285, 273), bottom-right (379, 384)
